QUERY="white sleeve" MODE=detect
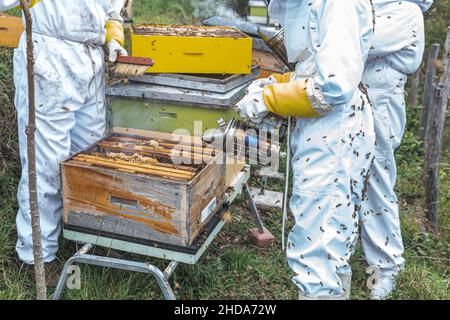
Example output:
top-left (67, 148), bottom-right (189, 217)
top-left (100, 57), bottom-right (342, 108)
top-left (312, 0), bottom-right (373, 106)
top-left (0, 0), bottom-right (19, 12)
top-left (108, 0), bottom-right (125, 22)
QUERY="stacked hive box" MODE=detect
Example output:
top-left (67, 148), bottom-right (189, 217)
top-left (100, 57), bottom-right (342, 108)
top-left (62, 25), bottom-right (256, 248)
top-left (202, 16), bottom-right (286, 79)
top-left (130, 25), bottom-right (253, 74)
top-left (0, 13), bottom-right (23, 48)
top-left (107, 25), bottom-right (257, 187)
top-left (62, 133), bottom-right (226, 247)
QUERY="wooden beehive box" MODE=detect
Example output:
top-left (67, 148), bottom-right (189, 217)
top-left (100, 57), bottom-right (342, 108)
top-left (61, 132), bottom-right (226, 247)
top-left (0, 13), bottom-right (23, 48)
top-left (131, 24), bottom-right (253, 74)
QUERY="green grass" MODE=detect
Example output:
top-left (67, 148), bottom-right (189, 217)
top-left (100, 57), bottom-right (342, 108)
top-left (0, 0), bottom-right (449, 300)
top-left (132, 0), bottom-right (195, 24)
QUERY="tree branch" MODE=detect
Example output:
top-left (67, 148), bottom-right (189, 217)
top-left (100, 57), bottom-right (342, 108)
top-left (19, 0), bottom-right (47, 300)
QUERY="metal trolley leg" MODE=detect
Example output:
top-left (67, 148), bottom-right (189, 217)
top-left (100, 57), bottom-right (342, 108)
top-left (243, 183), bottom-right (265, 233)
top-left (53, 244), bottom-right (179, 300)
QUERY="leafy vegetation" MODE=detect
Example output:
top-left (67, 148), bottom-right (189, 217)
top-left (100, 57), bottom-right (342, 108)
top-left (0, 0), bottom-right (448, 300)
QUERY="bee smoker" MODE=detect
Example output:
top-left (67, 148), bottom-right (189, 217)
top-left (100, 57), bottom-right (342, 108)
top-left (202, 115), bottom-right (288, 167)
top-left (258, 27), bottom-right (296, 72)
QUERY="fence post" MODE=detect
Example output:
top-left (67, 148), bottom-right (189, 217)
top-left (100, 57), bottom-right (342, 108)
top-left (419, 44), bottom-right (440, 140)
top-left (423, 27), bottom-right (450, 230)
top-left (410, 70), bottom-right (420, 108)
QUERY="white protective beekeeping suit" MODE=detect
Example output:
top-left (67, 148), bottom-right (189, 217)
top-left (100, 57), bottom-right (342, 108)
top-left (355, 0), bottom-right (433, 299)
top-left (0, 0), bottom-right (126, 264)
top-left (261, 0), bottom-right (375, 299)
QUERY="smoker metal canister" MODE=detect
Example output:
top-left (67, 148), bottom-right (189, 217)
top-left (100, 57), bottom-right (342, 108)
top-left (203, 117), bottom-right (288, 166)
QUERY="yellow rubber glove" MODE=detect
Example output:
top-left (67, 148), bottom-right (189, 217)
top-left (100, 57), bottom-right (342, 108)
top-left (263, 79), bottom-right (320, 118)
top-left (270, 72), bottom-right (294, 84)
top-left (105, 20), bottom-right (125, 47)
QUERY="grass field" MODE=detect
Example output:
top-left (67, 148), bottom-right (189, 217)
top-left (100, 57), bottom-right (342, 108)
top-left (0, 0), bottom-right (448, 300)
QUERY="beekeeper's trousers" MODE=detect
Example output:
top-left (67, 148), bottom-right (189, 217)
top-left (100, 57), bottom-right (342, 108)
top-left (14, 33), bottom-right (106, 264)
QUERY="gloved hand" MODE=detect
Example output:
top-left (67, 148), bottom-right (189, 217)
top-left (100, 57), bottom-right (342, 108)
top-left (248, 72), bottom-right (294, 90)
top-left (248, 77), bottom-right (277, 90)
top-left (105, 19), bottom-right (126, 63)
top-left (106, 39), bottom-right (128, 63)
top-left (235, 84), bottom-right (268, 124)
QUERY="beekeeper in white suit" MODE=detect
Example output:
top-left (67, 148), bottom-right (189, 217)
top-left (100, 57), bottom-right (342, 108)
top-left (236, 0), bottom-right (376, 300)
top-left (354, 0), bottom-right (433, 299)
top-left (0, 0), bottom-right (126, 284)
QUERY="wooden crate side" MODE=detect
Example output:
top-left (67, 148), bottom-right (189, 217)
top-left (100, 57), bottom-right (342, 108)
top-left (186, 155), bottom-right (226, 244)
top-left (61, 162), bottom-right (187, 246)
top-left (0, 14), bottom-right (23, 48)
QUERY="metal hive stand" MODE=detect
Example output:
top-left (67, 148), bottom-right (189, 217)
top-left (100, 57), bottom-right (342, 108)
top-left (53, 167), bottom-right (267, 300)
top-left (53, 232), bottom-right (215, 300)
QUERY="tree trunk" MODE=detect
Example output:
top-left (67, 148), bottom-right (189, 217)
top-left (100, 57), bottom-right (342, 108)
top-left (122, 0), bottom-right (133, 22)
top-left (19, 0), bottom-right (47, 300)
